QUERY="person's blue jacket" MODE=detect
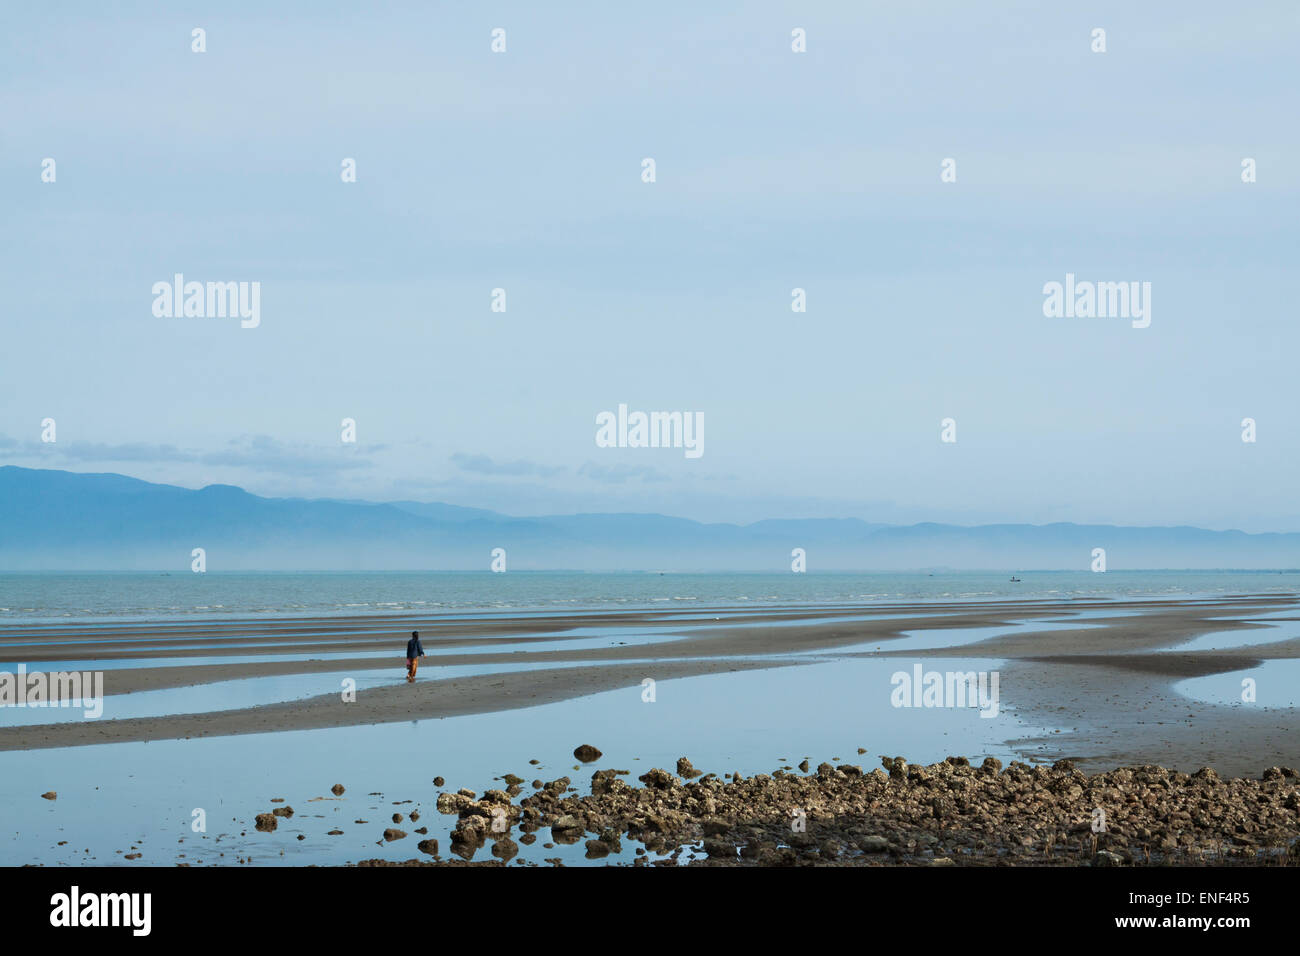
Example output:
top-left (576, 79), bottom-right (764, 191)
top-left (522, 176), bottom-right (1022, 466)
top-left (406, 635), bottom-right (424, 658)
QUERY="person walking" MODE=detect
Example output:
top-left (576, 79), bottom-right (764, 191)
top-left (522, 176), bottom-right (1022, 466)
top-left (405, 630), bottom-right (425, 682)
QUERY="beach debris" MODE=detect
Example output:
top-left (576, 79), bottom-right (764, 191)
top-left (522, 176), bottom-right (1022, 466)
top-left (573, 744), bottom-right (602, 762)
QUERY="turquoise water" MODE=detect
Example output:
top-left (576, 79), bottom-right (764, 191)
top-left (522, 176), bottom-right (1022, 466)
top-left (1, 570), bottom-right (1296, 625)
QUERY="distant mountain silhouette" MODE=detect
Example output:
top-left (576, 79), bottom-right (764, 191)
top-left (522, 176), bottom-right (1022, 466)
top-left (3, 465), bottom-right (1299, 571)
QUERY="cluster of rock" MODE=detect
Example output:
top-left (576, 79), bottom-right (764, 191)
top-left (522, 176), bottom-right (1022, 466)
top-left (409, 754), bottom-right (1300, 866)
top-left (253, 804), bottom-right (295, 833)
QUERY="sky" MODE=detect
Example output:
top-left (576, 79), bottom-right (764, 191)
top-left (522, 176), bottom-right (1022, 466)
top-left (2, 1), bottom-right (1297, 530)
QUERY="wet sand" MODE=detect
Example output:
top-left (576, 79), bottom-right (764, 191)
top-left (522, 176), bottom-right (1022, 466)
top-left (3, 595), bottom-right (1300, 776)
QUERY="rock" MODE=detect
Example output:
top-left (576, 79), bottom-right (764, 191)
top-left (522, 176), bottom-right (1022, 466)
top-left (574, 744), bottom-right (602, 763)
top-left (584, 839), bottom-right (610, 858)
top-left (552, 814), bottom-right (583, 832)
top-left (40, 792), bottom-right (56, 801)
top-left (701, 818), bottom-right (730, 837)
top-left (881, 756), bottom-right (908, 780)
top-left (383, 828), bottom-right (407, 841)
top-left (980, 757), bottom-right (1003, 775)
top-left (272, 806), bottom-right (294, 818)
top-left (858, 835), bottom-right (889, 853)
top-left (502, 774), bottom-right (525, 786)
top-left (676, 757), bottom-right (703, 779)
top-left (409, 810), bottom-right (420, 822)
top-left (331, 784), bottom-right (345, 795)
top-left (392, 813), bottom-right (403, 824)
top-left (797, 760), bottom-right (810, 773)
top-left (437, 792), bottom-right (470, 814)
top-left (254, 813), bottom-right (277, 832)
top-left (327, 829), bottom-right (343, 835)
top-left (592, 769), bottom-right (628, 796)
top-left (1094, 850), bottom-right (1125, 867)
top-left (637, 768), bottom-right (680, 790)
top-left (433, 776), bottom-right (445, 787)
top-left (702, 839), bottom-right (735, 858)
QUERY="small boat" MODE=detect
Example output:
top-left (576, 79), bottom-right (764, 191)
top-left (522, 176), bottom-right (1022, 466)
top-left (1009, 576), bottom-right (1021, 583)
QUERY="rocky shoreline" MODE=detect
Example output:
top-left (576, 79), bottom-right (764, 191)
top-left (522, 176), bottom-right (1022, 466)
top-left (351, 749), bottom-right (1300, 867)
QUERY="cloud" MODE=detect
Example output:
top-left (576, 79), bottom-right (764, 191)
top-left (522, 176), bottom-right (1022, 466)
top-left (578, 460), bottom-right (670, 484)
top-left (199, 435), bottom-right (377, 475)
top-left (0, 433), bottom-right (375, 476)
top-left (450, 453), bottom-right (565, 478)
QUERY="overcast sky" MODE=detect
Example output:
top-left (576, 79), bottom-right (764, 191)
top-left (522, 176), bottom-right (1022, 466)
top-left (2, 1), bottom-right (1297, 529)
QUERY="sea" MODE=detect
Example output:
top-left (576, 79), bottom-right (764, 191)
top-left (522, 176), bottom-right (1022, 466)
top-left (1, 569), bottom-right (1297, 625)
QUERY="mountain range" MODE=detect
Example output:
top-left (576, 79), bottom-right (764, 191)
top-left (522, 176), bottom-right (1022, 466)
top-left (2, 465), bottom-right (1298, 571)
